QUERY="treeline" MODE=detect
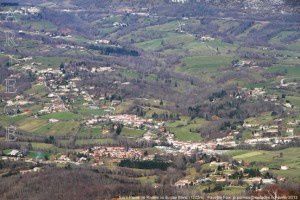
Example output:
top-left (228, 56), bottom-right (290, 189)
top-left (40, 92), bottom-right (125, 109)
top-left (152, 112), bottom-right (180, 121)
top-left (0, 63), bottom-right (11, 84)
top-left (0, 167), bottom-right (177, 199)
top-left (119, 159), bottom-right (171, 171)
top-left (188, 97), bottom-right (283, 121)
top-left (227, 21), bottom-right (254, 36)
top-left (88, 44), bottom-right (139, 56)
top-left (0, 3), bottom-right (19, 7)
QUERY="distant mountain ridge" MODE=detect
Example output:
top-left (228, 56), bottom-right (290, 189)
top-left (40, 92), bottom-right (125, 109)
top-left (195, 0), bottom-right (299, 12)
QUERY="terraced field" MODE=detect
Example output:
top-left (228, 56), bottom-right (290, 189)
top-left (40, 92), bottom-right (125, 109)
top-left (167, 118), bottom-right (207, 142)
top-left (231, 148), bottom-right (300, 182)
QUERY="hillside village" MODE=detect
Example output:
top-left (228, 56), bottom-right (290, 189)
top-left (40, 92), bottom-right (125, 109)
top-left (0, 0), bottom-right (299, 198)
top-left (1, 76), bottom-right (299, 191)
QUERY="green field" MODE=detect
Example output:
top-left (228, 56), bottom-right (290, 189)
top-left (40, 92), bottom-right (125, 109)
top-left (121, 127), bottom-right (146, 138)
top-left (28, 142), bottom-right (63, 153)
top-left (167, 118), bottom-right (207, 142)
top-left (0, 114), bottom-right (28, 127)
top-left (74, 138), bottom-right (116, 146)
top-left (244, 112), bottom-right (274, 125)
top-left (33, 56), bottom-right (73, 68)
top-left (15, 116), bottom-right (80, 136)
top-left (233, 151), bottom-right (264, 159)
top-left (76, 107), bottom-right (105, 117)
top-left (33, 121), bottom-right (80, 136)
top-left (40, 112), bottom-right (81, 120)
top-left (178, 56), bottom-right (233, 74)
top-left (137, 175), bottom-right (157, 185)
top-left (136, 38), bottom-right (164, 51)
top-left (77, 127), bottom-right (103, 138)
top-left (230, 148), bottom-right (300, 182)
top-left (25, 84), bottom-right (49, 97)
top-left (286, 96), bottom-right (300, 108)
top-left (267, 65), bottom-right (300, 78)
top-left (28, 151), bottom-right (50, 160)
top-left (22, 20), bottom-right (58, 32)
top-left (18, 118), bottom-right (48, 132)
top-left (270, 31), bottom-right (299, 45)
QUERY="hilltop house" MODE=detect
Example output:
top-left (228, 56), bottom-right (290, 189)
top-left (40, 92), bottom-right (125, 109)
top-left (175, 179), bottom-right (192, 188)
top-left (286, 128), bottom-right (294, 136)
top-left (49, 118), bottom-right (59, 123)
top-left (171, 0), bottom-right (188, 3)
top-left (280, 165), bottom-right (289, 170)
top-left (243, 177), bottom-right (262, 185)
top-left (9, 150), bottom-right (22, 157)
top-left (196, 178), bottom-right (212, 184)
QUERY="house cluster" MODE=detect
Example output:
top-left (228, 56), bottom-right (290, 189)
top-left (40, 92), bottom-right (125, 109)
top-left (37, 82), bottom-right (70, 114)
top-left (35, 68), bottom-right (63, 82)
top-left (242, 122), bottom-right (280, 136)
top-left (0, 6), bottom-right (40, 16)
top-left (34, 69), bottom-right (83, 114)
top-left (20, 167), bottom-right (42, 175)
top-left (214, 135), bottom-right (238, 149)
top-left (6, 95), bottom-right (33, 107)
top-left (86, 114), bottom-right (154, 129)
top-left (77, 66), bottom-right (114, 74)
top-left (1, 150), bottom-right (46, 175)
top-left (242, 87), bottom-right (295, 111)
top-left (174, 158), bottom-right (282, 192)
top-left (22, 7), bottom-right (40, 15)
top-left (247, 87), bottom-right (266, 97)
top-left (164, 132), bottom-right (217, 156)
top-left (230, 119), bottom-right (299, 147)
top-left (155, 146), bottom-right (179, 155)
top-left (233, 60), bottom-right (259, 68)
top-left (200, 36), bottom-right (215, 42)
top-left (41, 152), bottom-right (87, 165)
top-left (55, 44), bottom-right (85, 51)
top-left (18, 56), bottom-right (33, 62)
top-left (279, 78), bottom-right (298, 88)
top-left (161, 118), bottom-right (298, 156)
top-left (50, 80), bottom-right (78, 95)
top-left (242, 117), bottom-right (298, 138)
top-left (31, 66), bottom-right (111, 115)
top-left (242, 87), bottom-right (273, 101)
top-left (39, 88), bottom-right (68, 114)
top-left (113, 22), bottom-right (128, 27)
top-left (94, 39), bottom-right (111, 45)
top-left (235, 87), bottom-right (275, 102)
top-left (115, 6), bottom-right (150, 16)
top-left (244, 137), bottom-right (296, 147)
top-left (107, 114), bottom-right (153, 128)
top-left (1, 150), bottom-right (33, 163)
top-left (91, 146), bottom-right (142, 162)
top-left (5, 149), bottom-right (23, 157)
top-left (85, 117), bottom-right (106, 126)
top-left (131, 12), bottom-right (150, 17)
top-left (91, 67), bottom-right (114, 73)
top-left (1, 150), bottom-right (46, 164)
top-left (171, 0), bottom-right (189, 3)
top-left (51, 34), bottom-right (72, 39)
top-left (39, 102), bottom-right (67, 114)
